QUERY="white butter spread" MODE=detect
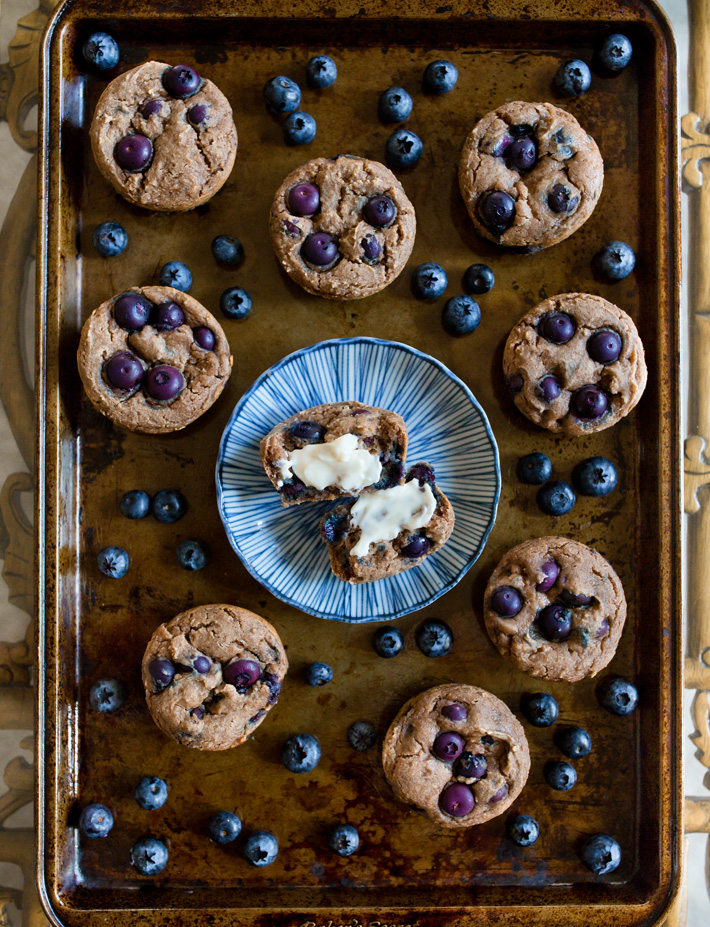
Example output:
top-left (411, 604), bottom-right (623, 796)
top-left (279, 433), bottom-right (381, 492)
top-left (349, 480), bottom-right (436, 558)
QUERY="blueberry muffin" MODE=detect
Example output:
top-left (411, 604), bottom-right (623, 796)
top-left (483, 537), bottom-right (626, 683)
top-left (260, 401), bottom-right (408, 505)
top-left (320, 463), bottom-right (455, 583)
top-left (142, 604), bottom-right (288, 750)
top-left (269, 155), bottom-right (416, 299)
top-left (90, 61), bottom-right (237, 211)
top-left (502, 292), bottom-right (647, 435)
top-left (382, 684), bottom-right (530, 829)
top-left (459, 101), bottom-right (603, 250)
top-left (77, 285), bottom-right (232, 434)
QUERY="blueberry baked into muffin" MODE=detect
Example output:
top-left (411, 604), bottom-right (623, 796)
top-left (483, 537), bottom-right (627, 683)
top-left (77, 285), bottom-right (232, 433)
top-left (382, 684), bottom-right (530, 829)
top-left (269, 155), bottom-right (416, 299)
top-left (260, 401), bottom-right (408, 505)
top-left (503, 292), bottom-right (647, 435)
top-left (459, 101), bottom-right (603, 250)
top-left (90, 61), bottom-right (237, 211)
top-left (141, 604), bottom-right (288, 750)
top-left (320, 463), bottom-right (454, 583)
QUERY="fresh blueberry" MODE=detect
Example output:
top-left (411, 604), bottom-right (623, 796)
top-left (587, 330), bottom-right (622, 364)
top-left (162, 64), bottom-right (201, 98)
top-left (363, 195), bottom-right (396, 228)
top-left (209, 811), bottom-right (242, 844)
top-left (89, 678), bottom-right (126, 713)
top-left (572, 456), bottom-right (618, 496)
top-left (220, 286), bottom-right (252, 319)
top-left (537, 604), bottom-right (573, 642)
top-left (490, 586), bottom-right (523, 617)
top-left (537, 481), bottom-right (576, 516)
top-left (537, 376), bottom-right (561, 403)
top-left (114, 293), bottom-right (153, 330)
top-left (411, 263), bottom-right (448, 300)
top-left (442, 702), bottom-right (468, 722)
top-left (554, 725), bottom-right (593, 759)
top-left (521, 692), bottom-right (559, 727)
top-left (144, 365), bottom-right (184, 402)
top-left (378, 86), bottom-right (413, 123)
top-left (347, 720), bottom-right (377, 751)
top-left (120, 490), bottom-right (150, 519)
top-left (463, 263), bottom-right (494, 295)
top-left (415, 619), bottom-right (453, 657)
top-left (223, 659), bottom-right (260, 690)
top-left (97, 546), bottom-right (129, 579)
top-left (304, 661), bottom-right (333, 686)
top-left (570, 385), bottom-right (609, 421)
top-left (580, 834), bottom-right (622, 874)
top-left (554, 59), bottom-right (592, 97)
top-left (593, 241), bottom-right (636, 281)
top-left (151, 489), bottom-right (187, 523)
top-left (361, 234), bottom-right (381, 262)
top-left (442, 295), bottom-right (481, 336)
top-left (432, 731), bottom-right (465, 762)
top-left (596, 34), bottom-right (633, 72)
top-left (507, 814), bottom-right (540, 847)
top-left (385, 128), bottom-right (423, 169)
top-left (282, 733), bottom-right (321, 773)
top-left (506, 137), bottom-right (537, 172)
top-left (517, 452), bottom-right (552, 485)
top-left (439, 782), bottom-right (474, 817)
top-left (82, 32), bottom-right (119, 71)
top-left (193, 326), bottom-right (216, 350)
top-left (328, 823), bottom-right (359, 856)
top-left (263, 75), bottom-right (301, 113)
top-left (597, 677), bottom-right (638, 715)
top-left (479, 190), bottom-right (515, 233)
top-left (176, 538), bottom-right (209, 571)
top-left (243, 830), bottom-right (278, 867)
top-left (187, 103), bottom-right (208, 125)
top-left (302, 232), bottom-right (339, 266)
top-left (130, 836), bottom-right (169, 875)
top-left (283, 111), bottom-right (317, 145)
top-left (149, 658), bottom-right (175, 689)
top-left (135, 776), bottom-right (168, 811)
top-left (373, 625), bottom-right (404, 658)
top-left (288, 182), bottom-right (320, 216)
top-left (159, 260), bottom-right (192, 292)
top-left (79, 803), bottom-right (114, 838)
top-left (536, 559), bottom-right (560, 592)
top-left (538, 312), bottom-right (575, 344)
top-left (154, 302), bottom-right (185, 332)
top-left (545, 759), bottom-right (577, 791)
top-left (423, 59), bottom-right (458, 94)
top-left (140, 100), bottom-right (162, 118)
top-left (193, 656), bottom-right (211, 673)
top-left (114, 134), bottom-right (153, 172)
top-left (306, 55), bottom-right (337, 88)
top-left (548, 183), bottom-right (579, 214)
top-left (211, 235), bottom-right (244, 266)
top-left (454, 751), bottom-right (487, 780)
top-left (401, 535), bottom-right (430, 558)
top-left (93, 221), bottom-right (128, 257)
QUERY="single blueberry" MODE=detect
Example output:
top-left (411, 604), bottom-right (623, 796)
top-left (507, 373), bottom-right (524, 394)
top-left (263, 75), bottom-right (301, 113)
top-left (347, 720), bottom-right (377, 751)
top-left (306, 55), bottom-right (337, 88)
top-left (209, 811), bottom-right (242, 844)
top-left (193, 656), bottom-right (211, 674)
top-left (572, 456), bottom-right (618, 496)
top-left (114, 134), bottom-right (153, 172)
top-left (287, 182), bottom-right (320, 216)
top-left (593, 241), bottom-right (636, 281)
top-left (193, 326), bottom-right (216, 350)
top-left (93, 221), bottom-right (128, 257)
top-left (554, 725), bottom-right (593, 759)
top-left (82, 32), bottom-right (119, 71)
top-left (507, 814), bottom-right (540, 847)
top-left (162, 64), bottom-right (201, 99)
top-left (104, 352), bottom-right (144, 392)
top-left (144, 365), bottom-right (184, 402)
top-left (432, 731), bottom-right (465, 762)
top-left (223, 659), bottom-right (260, 690)
top-left (545, 759), bottom-right (577, 791)
top-left (120, 490), bottom-right (150, 519)
top-left (517, 452), bottom-right (552, 485)
top-left (490, 586), bottom-right (523, 617)
top-left (302, 232), bottom-right (339, 267)
top-left (401, 535), bottom-right (431, 558)
top-left (479, 190), bottom-right (515, 233)
top-left (596, 34), bottom-right (633, 72)
top-left (211, 235), bottom-right (244, 266)
top-left (176, 538), bottom-right (209, 571)
top-left (537, 604), bottom-right (573, 642)
top-left (454, 751), bottom-right (487, 780)
top-left (328, 823), bottom-right (359, 856)
top-left (521, 692), bottom-right (559, 727)
top-left (408, 463), bottom-right (435, 486)
top-left (373, 625), bottom-right (404, 658)
top-left (378, 86), bottom-right (413, 123)
top-left (537, 480), bottom-right (576, 516)
top-left (415, 619), bottom-right (453, 657)
top-left (411, 263), bottom-right (448, 300)
top-left (243, 830), bottom-right (278, 867)
top-left (282, 733), bottom-right (321, 773)
top-left (558, 589), bottom-right (593, 608)
top-left (283, 111), bottom-right (317, 145)
top-left (587, 330), bottom-right (622, 364)
top-left (321, 512), bottom-right (347, 543)
top-left (439, 782), bottom-right (474, 817)
top-left (290, 420), bottom-right (325, 442)
top-left (151, 489), bottom-right (187, 523)
top-left (97, 546), bottom-right (129, 579)
top-left (570, 385), bottom-right (609, 421)
top-left (130, 836), bottom-right (169, 875)
top-left (134, 776), bottom-right (168, 811)
top-left (424, 59), bottom-right (458, 94)
top-left (537, 375), bottom-right (561, 403)
top-left (220, 286), bottom-right (252, 319)
top-left (597, 677), bottom-right (638, 715)
top-left (154, 302), bottom-right (185, 332)
top-left (548, 183), bottom-right (579, 214)
top-left (492, 786), bottom-right (509, 804)
top-left (536, 559), bottom-right (560, 593)
top-left (463, 263), bottom-right (494, 295)
top-left (149, 658), bottom-right (175, 689)
top-left (442, 703), bottom-right (467, 723)
top-left (363, 195), bottom-right (396, 228)
top-left (442, 295), bottom-right (481, 337)
top-left (554, 59), bottom-right (592, 97)
top-left (304, 661), bottom-right (333, 686)
top-left (385, 128), bottom-right (423, 169)
top-left (114, 293), bottom-right (153, 330)
top-left (361, 234), bottom-right (382, 262)
top-left (140, 99), bottom-right (162, 118)
top-left (159, 260), bottom-right (192, 292)
top-left (506, 137), bottom-right (537, 172)
top-left (580, 834), bottom-right (622, 874)
top-left (79, 803), bottom-right (114, 838)
top-left (90, 677), bottom-right (126, 713)
top-left (538, 312), bottom-right (575, 344)
top-left (188, 103), bottom-right (208, 125)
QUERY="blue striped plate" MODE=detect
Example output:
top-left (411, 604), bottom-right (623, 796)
top-left (216, 337), bottom-right (500, 622)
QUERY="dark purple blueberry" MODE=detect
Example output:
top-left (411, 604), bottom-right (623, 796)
top-left (263, 671), bottom-right (282, 704)
top-left (361, 234), bottom-right (381, 262)
top-left (306, 55), bottom-right (338, 89)
top-left (548, 183), bottom-right (578, 213)
top-left (130, 837), bottom-right (168, 875)
top-left (249, 709), bottom-right (265, 724)
top-left (224, 659), bottom-right (260, 690)
top-left (580, 834), bottom-right (621, 874)
top-left (328, 823), bottom-right (359, 857)
top-left (454, 751), bottom-right (487, 780)
top-left (480, 735), bottom-right (495, 746)
top-left (570, 385), bottom-right (609, 420)
top-left (385, 128), bottom-right (423, 168)
top-left (423, 59), bottom-right (458, 94)
top-left (412, 263), bottom-right (448, 300)
top-left (220, 287), bottom-right (251, 319)
top-left (463, 263), bottom-right (494, 295)
top-left (489, 785), bottom-right (508, 804)
top-left (536, 560), bottom-right (560, 592)
top-left (432, 731), bottom-right (465, 762)
top-left (79, 803), bottom-right (114, 838)
top-left (401, 535), bottom-right (430, 558)
top-left (144, 365), bottom-right (184, 401)
top-left (554, 59), bottom-right (591, 98)
top-left (209, 811), bottom-right (242, 844)
top-left (191, 706), bottom-right (204, 720)
top-left (537, 375), bottom-right (561, 403)
top-left (283, 111), bottom-right (317, 145)
top-left (440, 783), bottom-right (474, 818)
top-left (537, 604), bottom-right (573, 642)
top-left (114, 134), bottom-right (153, 172)
top-left (89, 677), bottom-right (126, 713)
top-left (537, 481), bottom-right (576, 516)
top-left (597, 618), bottom-right (610, 638)
top-left (282, 733), bottom-right (321, 773)
top-left (304, 662), bottom-right (333, 686)
top-left (193, 326), bottom-right (215, 350)
top-left (93, 221), bottom-right (128, 257)
top-left (321, 512), bottom-right (347, 543)
top-left (490, 586), bottom-right (523, 617)
top-left (363, 195), bottom-right (396, 228)
top-left (263, 76), bottom-right (301, 114)
top-left (188, 104), bottom-right (208, 125)
top-left (287, 182), bottom-right (320, 216)
top-left (572, 456), bottom-right (618, 496)
top-left (104, 352), bottom-right (143, 391)
top-left (408, 463), bottom-right (435, 485)
top-left (415, 619), bottom-right (453, 657)
top-left (517, 452), bottom-right (552, 485)
top-left (134, 775), bottom-right (168, 810)
top-left (159, 260), bottom-right (192, 292)
top-left (176, 538), bottom-right (209, 571)
top-left (140, 99), bottom-right (161, 118)
top-left (162, 64), bottom-right (201, 99)
top-left (596, 33), bottom-right (633, 72)
top-left (587, 330), bottom-right (622, 364)
top-left (442, 295), bottom-right (481, 337)
top-left (545, 760), bottom-right (577, 791)
top-left (442, 702), bottom-right (468, 722)
top-left (280, 478), bottom-right (306, 499)
top-left (114, 293), bottom-right (153, 330)
top-left (538, 312), bottom-right (575, 344)
top-left (479, 190), bottom-right (515, 233)
top-left (506, 137), bottom-right (537, 172)
top-left (302, 232), bottom-right (338, 267)
top-left (151, 489), bottom-right (187, 523)
top-left (554, 725), bottom-right (592, 759)
top-left (154, 302), bottom-right (185, 332)
top-left (558, 589), bottom-right (593, 608)
top-left (347, 720), bottom-right (377, 751)
top-left (507, 373), bottom-right (524, 394)
top-left (283, 219), bottom-right (301, 238)
top-left (211, 235), bottom-right (244, 266)
top-left (597, 677), bottom-right (638, 715)
top-left (507, 814), bottom-right (540, 847)
top-left (593, 240), bottom-right (636, 281)
top-left (378, 86), bottom-right (412, 123)
top-left (193, 656), bottom-right (210, 674)
top-left (149, 658), bottom-right (175, 689)
top-left (372, 625), bottom-right (404, 659)
top-left (521, 691), bottom-right (559, 727)
top-left (289, 420), bottom-right (325, 442)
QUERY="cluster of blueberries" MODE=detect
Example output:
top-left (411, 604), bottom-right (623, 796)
top-left (372, 618), bottom-right (454, 659)
top-left (411, 260), bottom-right (494, 337)
top-left (517, 452), bottom-right (618, 517)
top-left (553, 34), bottom-right (633, 99)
